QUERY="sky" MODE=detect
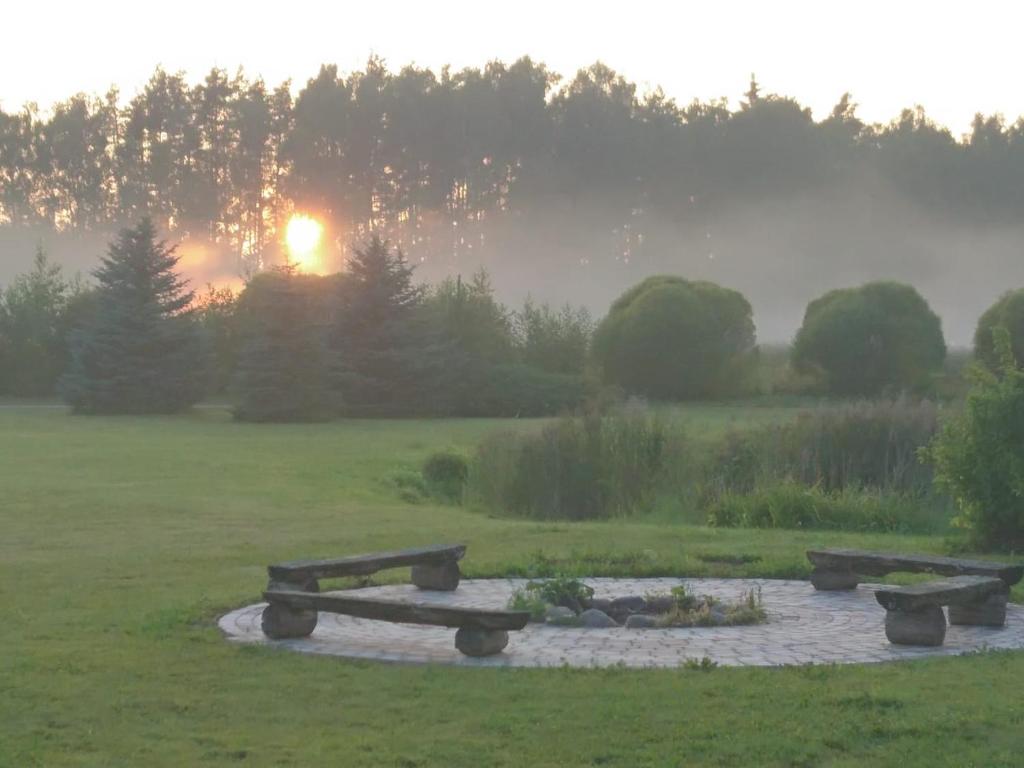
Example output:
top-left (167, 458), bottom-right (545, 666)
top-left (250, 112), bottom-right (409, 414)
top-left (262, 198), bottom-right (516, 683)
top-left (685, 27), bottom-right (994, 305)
top-left (3, 0), bottom-right (1024, 135)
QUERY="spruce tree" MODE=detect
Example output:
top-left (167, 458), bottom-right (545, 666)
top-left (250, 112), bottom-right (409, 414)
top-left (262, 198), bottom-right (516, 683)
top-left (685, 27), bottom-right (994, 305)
top-left (233, 267), bottom-right (334, 422)
top-left (332, 235), bottom-right (439, 414)
top-left (60, 218), bottom-right (205, 413)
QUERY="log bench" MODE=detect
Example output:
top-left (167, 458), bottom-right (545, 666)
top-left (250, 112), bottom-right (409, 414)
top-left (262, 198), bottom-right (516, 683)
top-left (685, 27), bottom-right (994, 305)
top-left (267, 543), bottom-right (467, 593)
top-left (875, 575), bottom-right (1009, 646)
top-left (806, 548), bottom-right (1024, 591)
top-left (262, 590), bottom-right (530, 656)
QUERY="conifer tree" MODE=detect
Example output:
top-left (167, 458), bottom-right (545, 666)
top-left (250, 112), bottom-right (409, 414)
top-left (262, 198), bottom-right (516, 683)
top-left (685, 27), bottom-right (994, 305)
top-left (233, 267), bottom-right (334, 422)
top-left (60, 218), bottom-right (205, 413)
top-left (332, 235), bottom-right (438, 414)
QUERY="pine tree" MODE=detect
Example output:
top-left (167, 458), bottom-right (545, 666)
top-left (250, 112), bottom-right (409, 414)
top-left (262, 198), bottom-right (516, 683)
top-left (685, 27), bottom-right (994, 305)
top-left (59, 218), bottom-right (205, 413)
top-left (332, 235), bottom-right (437, 414)
top-left (233, 267), bottom-right (335, 422)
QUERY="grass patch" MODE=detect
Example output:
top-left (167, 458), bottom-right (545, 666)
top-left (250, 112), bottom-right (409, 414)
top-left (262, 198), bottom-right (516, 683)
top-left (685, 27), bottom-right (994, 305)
top-left (2, 404), bottom-right (1023, 766)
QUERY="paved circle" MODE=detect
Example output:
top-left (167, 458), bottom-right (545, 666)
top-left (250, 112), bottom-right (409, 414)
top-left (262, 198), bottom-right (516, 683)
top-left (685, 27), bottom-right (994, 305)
top-left (219, 578), bottom-right (1024, 668)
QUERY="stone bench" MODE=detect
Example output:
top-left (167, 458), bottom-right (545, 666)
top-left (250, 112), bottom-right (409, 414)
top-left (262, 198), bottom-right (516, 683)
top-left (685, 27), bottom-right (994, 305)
top-left (262, 589), bottom-right (530, 656)
top-left (874, 575), bottom-right (1009, 646)
top-left (267, 543), bottom-right (467, 593)
top-left (806, 548), bottom-right (1023, 591)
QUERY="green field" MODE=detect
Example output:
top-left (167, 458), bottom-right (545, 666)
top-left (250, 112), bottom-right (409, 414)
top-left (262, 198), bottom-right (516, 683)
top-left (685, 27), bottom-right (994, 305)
top-left (3, 405), bottom-right (1024, 767)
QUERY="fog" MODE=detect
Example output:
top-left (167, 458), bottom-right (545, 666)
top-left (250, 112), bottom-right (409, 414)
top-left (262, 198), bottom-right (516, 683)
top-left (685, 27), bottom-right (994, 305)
top-left (3, 180), bottom-right (1018, 348)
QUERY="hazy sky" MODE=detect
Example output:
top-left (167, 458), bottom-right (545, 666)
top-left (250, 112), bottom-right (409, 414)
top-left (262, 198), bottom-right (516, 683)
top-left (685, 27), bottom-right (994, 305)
top-left (3, 0), bottom-right (1023, 134)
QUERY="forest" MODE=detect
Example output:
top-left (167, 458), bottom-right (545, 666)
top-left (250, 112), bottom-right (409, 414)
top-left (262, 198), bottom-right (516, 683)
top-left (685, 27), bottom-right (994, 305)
top-left (3, 58), bottom-right (1024, 342)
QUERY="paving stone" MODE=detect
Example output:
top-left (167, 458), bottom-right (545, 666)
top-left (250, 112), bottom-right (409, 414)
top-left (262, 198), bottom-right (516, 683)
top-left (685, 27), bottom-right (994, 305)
top-left (219, 578), bottom-right (1024, 669)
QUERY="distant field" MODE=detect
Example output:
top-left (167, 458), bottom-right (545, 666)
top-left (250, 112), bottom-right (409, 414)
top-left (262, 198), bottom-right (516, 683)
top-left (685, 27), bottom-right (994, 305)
top-left (3, 404), bottom-right (1023, 767)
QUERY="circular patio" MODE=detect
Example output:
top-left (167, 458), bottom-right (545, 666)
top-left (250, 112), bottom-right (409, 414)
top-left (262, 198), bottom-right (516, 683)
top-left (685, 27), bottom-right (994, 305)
top-left (219, 577), bottom-right (1024, 668)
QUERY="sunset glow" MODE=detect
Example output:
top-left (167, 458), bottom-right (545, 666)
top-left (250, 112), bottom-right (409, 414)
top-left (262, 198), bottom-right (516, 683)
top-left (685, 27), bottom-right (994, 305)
top-left (285, 214), bottom-right (323, 271)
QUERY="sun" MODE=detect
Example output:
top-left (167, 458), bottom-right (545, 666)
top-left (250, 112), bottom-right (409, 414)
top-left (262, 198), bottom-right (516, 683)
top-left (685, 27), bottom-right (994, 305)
top-left (285, 214), bottom-right (324, 271)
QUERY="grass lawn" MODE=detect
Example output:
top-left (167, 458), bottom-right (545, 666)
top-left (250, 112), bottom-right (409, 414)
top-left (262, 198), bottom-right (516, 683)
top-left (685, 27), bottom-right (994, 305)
top-left (3, 404), bottom-right (1024, 767)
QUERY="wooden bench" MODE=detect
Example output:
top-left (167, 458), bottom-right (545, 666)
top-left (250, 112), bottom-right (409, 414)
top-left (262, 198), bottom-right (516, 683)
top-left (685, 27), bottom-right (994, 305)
top-left (267, 543), bottom-right (467, 593)
top-left (806, 548), bottom-right (1024, 591)
top-left (875, 575), bottom-right (1009, 645)
top-left (262, 589), bottom-right (530, 656)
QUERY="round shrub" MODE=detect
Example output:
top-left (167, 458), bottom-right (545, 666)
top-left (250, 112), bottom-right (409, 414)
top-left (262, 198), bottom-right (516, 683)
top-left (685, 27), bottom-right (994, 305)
top-left (974, 289), bottom-right (1024, 371)
top-left (592, 276), bottom-right (756, 400)
top-left (422, 449), bottom-right (469, 503)
top-left (792, 282), bottom-right (946, 396)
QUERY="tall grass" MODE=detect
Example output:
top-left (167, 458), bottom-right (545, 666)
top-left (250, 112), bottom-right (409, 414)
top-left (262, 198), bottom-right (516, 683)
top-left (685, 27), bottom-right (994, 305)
top-left (468, 412), bottom-right (684, 520)
top-left (704, 397), bottom-right (941, 499)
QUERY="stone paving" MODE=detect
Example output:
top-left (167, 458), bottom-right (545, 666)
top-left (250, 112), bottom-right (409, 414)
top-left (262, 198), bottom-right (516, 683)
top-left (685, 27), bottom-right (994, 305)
top-left (219, 578), bottom-right (1024, 668)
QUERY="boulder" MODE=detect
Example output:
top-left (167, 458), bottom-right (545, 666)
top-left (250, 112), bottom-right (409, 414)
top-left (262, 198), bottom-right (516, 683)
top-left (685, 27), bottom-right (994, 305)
top-left (625, 614), bottom-right (660, 629)
top-left (454, 628), bottom-right (509, 656)
top-left (644, 596), bottom-right (677, 614)
top-left (411, 561), bottom-right (461, 591)
top-left (884, 606), bottom-right (946, 646)
top-left (579, 608), bottom-right (619, 628)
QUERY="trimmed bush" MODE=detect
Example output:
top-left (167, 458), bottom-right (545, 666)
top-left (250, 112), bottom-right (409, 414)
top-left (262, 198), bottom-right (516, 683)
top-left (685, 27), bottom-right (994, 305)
top-left (468, 412), bottom-right (681, 520)
top-left (422, 449), bottom-right (469, 503)
top-left (792, 281), bottom-right (946, 396)
top-left (926, 329), bottom-right (1024, 550)
top-left (974, 288), bottom-right (1024, 373)
top-left (592, 276), bottom-right (756, 400)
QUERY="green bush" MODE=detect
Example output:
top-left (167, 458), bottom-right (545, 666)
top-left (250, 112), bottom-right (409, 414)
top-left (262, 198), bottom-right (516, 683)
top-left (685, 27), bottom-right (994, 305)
top-left (974, 289), bottom-right (1024, 373)
top-left (926, 329), bottom-right (1024, 550)
top-left (457, 363), bottom-right (586, 417)
top-left (421, 449), bottom-right (469, 503)
top-left (468, 412), bottom-right (681, 520)
top-left (592, 276), bottom-right (756, 400)
top-left (706, 481), bottom-right (943, 534)
top-left (792, 281), bottom-right (946, 396)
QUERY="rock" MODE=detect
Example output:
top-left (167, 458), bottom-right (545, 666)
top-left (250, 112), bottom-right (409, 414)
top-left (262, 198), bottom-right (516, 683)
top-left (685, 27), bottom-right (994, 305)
top-left (545, 606), bottom-right (580, 626)
top-left (625, 614), bottom-right (660, 629)
top-left (554, 595), bottom-right (584, 614)
top-left (588, 598), bottom-right (613, 613)
top-left (410, 561), bottom-right (461, 591)
top-left (455, 627), bottom-right (509, 656)
top-left (611, 595), bottom-right (647, 614)
top-left (261, 602), bottom-right (318, 639)
top-left (579, 608), bottom-right (619, 628)
top-left (884, 605), bottom-right (946, 646)
top-left (810, 568), bottom-right (860, 591)
top-left (948, 592), bottom-right (1008, 627)
top-left (644, 596), bottom-right (677, 614)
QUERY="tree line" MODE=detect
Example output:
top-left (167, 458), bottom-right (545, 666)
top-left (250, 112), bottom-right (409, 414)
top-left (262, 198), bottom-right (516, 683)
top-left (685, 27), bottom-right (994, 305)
top-left (3, 59), bottom-right (1024, 278)
top-left (4, 219), bottom-right (1024, 416)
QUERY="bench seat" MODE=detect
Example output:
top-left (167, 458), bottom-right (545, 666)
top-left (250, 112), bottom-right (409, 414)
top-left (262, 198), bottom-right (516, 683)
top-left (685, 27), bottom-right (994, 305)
top-left (267, 543), bottom-right (467, 592)
top-left (874, 576), bottom-right (1009, 646)
top-left (806, 547), bottom-right (1023, 591)
top-left (262, 589), bottom-right (529, 656)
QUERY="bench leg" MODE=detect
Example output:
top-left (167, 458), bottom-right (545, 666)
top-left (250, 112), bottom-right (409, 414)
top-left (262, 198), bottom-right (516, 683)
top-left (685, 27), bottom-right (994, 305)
top-left (262, 576), bottom-right (319, 639)
top-left (261, 602), bottom-right (318, 639)
top-left (884, 605), bottom-right (946, 646)
top-left (455, 627), bottom-right (509, 657)
top-left (948, 592), bottom-right (1009, 627)
top-left (810, 567), bottom-right (859, 591)
top-left (411, 561), bottom-right (461, 591)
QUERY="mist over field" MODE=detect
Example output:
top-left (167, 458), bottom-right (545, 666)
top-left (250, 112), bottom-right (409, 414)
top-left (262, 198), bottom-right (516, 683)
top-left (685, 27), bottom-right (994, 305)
top-left (3, 192), bottom-right (1018, 346)
top-left (4, 60), bottom-right (1024, 345)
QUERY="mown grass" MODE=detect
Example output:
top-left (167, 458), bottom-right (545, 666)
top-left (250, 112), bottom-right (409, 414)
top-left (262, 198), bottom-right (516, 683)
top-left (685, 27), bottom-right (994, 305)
top-left (3, 405), bottom-right (1024, 767)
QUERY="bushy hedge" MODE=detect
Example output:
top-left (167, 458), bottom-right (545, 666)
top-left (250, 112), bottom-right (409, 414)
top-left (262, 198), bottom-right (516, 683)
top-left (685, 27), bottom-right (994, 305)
top-left (455, 364), bottom-right (586, 417)
top-left (974, 288), bottom-right (1024, 373)
top-left (592, 276), bottom-right (756, 400)
top-left (927, 329), bottom-right (1024, 550)
top-left (468, 412), bottom-right (679, 520)
top-left (792, 281), bottom-right (946, 396)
